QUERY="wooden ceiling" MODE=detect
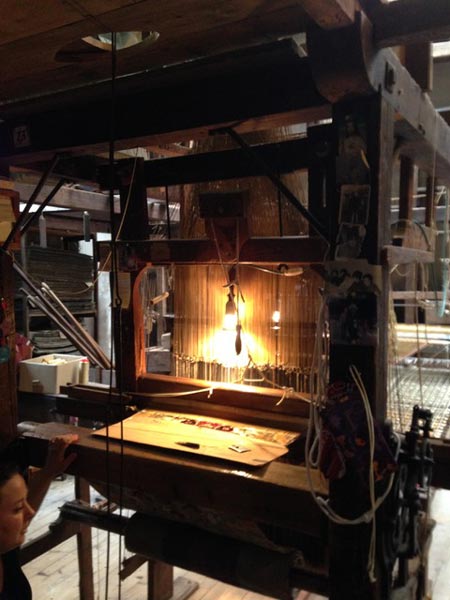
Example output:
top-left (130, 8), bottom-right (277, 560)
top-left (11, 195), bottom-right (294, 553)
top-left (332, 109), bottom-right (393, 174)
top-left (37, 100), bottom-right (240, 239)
top-left (2, 0), bottom-right (450, 111)
top-left (1, 0), bottom-right (318, 107)
top-left (1, 0), bottom-right (450, 169)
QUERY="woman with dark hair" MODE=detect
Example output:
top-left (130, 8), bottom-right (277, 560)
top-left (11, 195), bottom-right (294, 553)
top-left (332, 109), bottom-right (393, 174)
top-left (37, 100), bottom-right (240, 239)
top-left (0, 435), bottom-right (78, 599)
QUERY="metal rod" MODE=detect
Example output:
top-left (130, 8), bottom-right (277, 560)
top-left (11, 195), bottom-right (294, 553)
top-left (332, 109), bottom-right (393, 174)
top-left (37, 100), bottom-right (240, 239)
top-left (2, 154), bottom-right (60, 250)
top-left (20, 178), bottom-right (66, 236)
top-left (25, 293), bottom-right (101, 367)
top-left (221, 127), bottom-right (329, 242)
top-left (14, 263), bottom-right (98, 364)
top-left (14, 259), bottom-right (111, 368)
top-left (41, 282), bottom-right (111, 369)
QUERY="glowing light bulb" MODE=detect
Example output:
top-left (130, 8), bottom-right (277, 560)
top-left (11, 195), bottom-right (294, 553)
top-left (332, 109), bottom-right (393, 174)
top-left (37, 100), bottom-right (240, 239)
top-left (223, 293), bottom-right (237, 331)
top-left (272, 310), bottom-right (281, 330)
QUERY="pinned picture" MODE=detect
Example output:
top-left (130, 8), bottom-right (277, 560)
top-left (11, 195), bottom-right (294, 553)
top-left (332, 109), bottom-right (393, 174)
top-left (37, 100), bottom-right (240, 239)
top-left (335, 224), bottom-right (366, 260)
top-left (325, 260), bottom-right (381, 347)
top-left (339, 184), bottom-right (371, 225)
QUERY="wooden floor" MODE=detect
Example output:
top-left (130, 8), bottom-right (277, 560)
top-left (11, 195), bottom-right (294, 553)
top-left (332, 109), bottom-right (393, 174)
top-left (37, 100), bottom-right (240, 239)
top-left (22, 477), bottom-right (450, 599)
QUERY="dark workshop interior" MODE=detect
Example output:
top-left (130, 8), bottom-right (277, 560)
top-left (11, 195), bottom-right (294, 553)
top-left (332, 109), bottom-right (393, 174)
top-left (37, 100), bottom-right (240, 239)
top-left (1, 1), bottom-right (450, 599)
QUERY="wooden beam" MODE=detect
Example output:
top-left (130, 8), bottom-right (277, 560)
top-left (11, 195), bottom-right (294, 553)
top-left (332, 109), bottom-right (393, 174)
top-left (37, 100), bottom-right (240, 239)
top-left (0, 40), bottom-right (328, 164)
top-left (98, 137), bottom-right (309, 190)
top-left (98, 237), bottom-right (328, 269)
top-left (13, 181), bottom-right (117, 214)
top-left (299, 0), bottom-right (356, 29)
top-left (382, 245), bottom-right (435, 265)
top-left (373, 0), bottom-right (450, 48)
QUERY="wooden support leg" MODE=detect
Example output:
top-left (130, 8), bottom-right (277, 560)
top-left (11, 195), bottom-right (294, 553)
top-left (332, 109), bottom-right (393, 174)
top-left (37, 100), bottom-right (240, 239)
top-left (147, 560), bottom-right (199, 600)
top-left (75, 476), bottom-right (95, 600)
top-left (148, 561), bottom-right (173, 600)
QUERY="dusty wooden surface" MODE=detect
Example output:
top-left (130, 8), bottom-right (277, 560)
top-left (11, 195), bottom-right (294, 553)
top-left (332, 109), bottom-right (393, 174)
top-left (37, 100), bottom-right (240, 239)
top-left (22, 421), bottom-right (327, 537)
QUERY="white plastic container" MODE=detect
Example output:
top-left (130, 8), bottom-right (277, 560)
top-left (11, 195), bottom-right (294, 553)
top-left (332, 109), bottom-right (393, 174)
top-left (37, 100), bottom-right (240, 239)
top-left (19, 354), bottom-right (85, 394)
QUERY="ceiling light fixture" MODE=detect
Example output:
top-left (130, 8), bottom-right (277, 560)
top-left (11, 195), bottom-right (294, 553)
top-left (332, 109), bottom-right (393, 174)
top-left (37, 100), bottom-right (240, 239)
top-left (55, 31), bottom-right (160, 63)
top-left (83, 31), bottom-right (160, 52)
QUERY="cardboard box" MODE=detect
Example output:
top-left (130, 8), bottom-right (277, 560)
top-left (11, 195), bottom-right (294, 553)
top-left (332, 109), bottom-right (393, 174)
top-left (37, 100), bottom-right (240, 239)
top-left (19, 354), bottom-right (85, 394)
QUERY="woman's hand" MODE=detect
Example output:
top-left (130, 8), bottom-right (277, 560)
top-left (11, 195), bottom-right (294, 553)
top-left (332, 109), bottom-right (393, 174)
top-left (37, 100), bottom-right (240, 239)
top-left (43, 434), bottom-right (79, 478)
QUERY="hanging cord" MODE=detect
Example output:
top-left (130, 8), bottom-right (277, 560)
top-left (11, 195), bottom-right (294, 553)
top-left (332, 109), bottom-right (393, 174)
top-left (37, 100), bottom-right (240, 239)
top-left (438, 187), bottom-right (450, 317)
top-left (304, 301), bottom-right (399, 583)
top-left (105, 28), bottom-right (118, 600)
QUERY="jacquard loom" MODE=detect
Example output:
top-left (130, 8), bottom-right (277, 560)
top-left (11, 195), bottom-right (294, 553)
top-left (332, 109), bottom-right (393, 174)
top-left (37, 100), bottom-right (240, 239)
top-left (1, 5), bottom-right (450, 600)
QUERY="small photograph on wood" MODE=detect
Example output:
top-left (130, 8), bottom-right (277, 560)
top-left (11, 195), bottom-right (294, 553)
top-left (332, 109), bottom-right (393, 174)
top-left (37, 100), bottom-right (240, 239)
top-left (335, 224), bottom-right (366, 260)
top-left (339, 184), bottom-right (370, 225)
top-left (325, 260), bottom-right (381, 346)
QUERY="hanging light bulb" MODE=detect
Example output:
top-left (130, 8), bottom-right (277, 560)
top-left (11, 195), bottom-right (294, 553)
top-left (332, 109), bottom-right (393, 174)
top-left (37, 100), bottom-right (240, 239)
top-left (223, 290), bottom-right (237, 331)
top-left (271, 309), bottom-right (281, 330)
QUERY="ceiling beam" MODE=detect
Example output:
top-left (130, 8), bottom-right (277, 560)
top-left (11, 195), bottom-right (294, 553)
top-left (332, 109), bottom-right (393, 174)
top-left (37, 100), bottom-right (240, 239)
top-left (98, 137), bottom-right (309, 189)
top-left (299, 0), bottom-right (355, 29)
top-left (100, 237), bottom-right (328, 268)
top-left (13, 181), bottom-right (117, 215)
top-left (373, 0), bottom-right (450, 48)
top-left (0, 40), bottom-right (328, 165)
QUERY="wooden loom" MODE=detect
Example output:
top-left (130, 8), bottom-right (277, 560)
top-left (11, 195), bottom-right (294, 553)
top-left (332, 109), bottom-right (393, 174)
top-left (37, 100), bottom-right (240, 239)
top-left (5, 9), bottom-right (450, 600)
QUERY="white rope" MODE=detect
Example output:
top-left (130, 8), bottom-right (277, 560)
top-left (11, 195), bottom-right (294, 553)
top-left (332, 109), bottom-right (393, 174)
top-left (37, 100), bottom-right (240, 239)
top-left (304, 296), bottom-right (399, 583)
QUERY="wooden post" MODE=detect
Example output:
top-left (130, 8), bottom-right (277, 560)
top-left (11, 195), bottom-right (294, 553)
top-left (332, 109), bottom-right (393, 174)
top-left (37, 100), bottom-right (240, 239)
top-left (0, 250), bottom-right (18, 450)
top-left (74, 476), bottom-right (95, 600)
top-left (328, 94), bottom-right (395, 600)
top-left (113, 158), bottom-right (149, 391)
top-left (147, 561), bottom-right (174, 600)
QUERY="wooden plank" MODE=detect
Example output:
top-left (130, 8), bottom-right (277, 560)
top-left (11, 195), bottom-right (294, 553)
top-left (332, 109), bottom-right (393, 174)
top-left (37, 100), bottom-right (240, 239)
top-left (373, 0), bottom-right (450, 48)
top-left (137, 374), bottom-right (311, 418)
top-left (98, 137), bottom-right (309, 190)
top-left (299, 0), bottom-right (355, 29)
